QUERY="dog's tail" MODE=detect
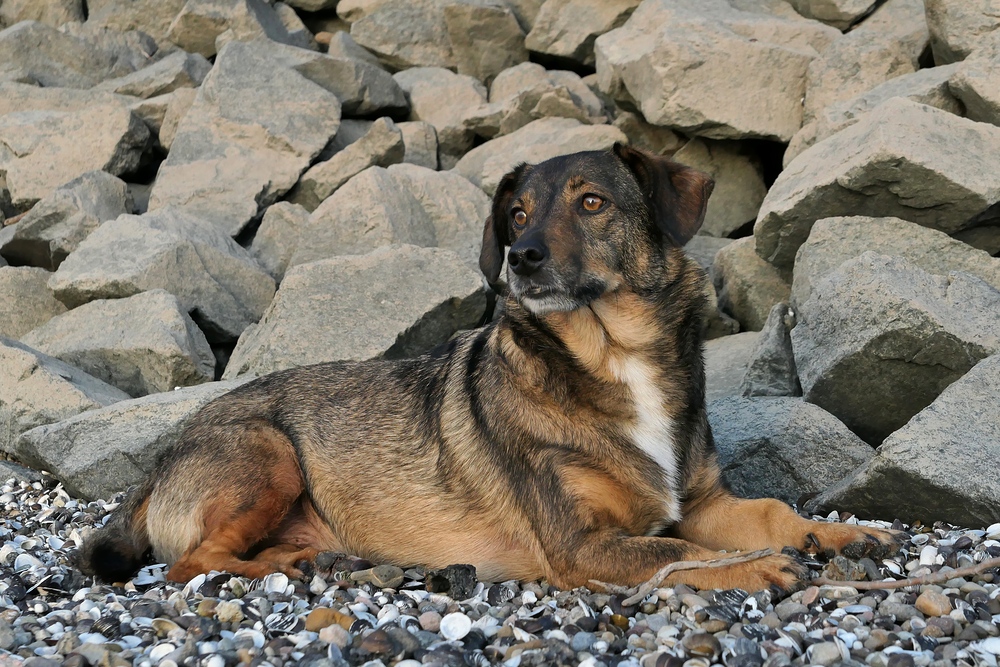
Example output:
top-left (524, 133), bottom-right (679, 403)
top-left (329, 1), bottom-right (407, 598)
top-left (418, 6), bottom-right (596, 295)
top-left (75, 477), bottom-right (155, 582)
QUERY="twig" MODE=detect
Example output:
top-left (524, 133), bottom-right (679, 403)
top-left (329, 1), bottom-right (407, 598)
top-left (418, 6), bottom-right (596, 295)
top-left (813, 555), bottom-right (1000, 590)
top-left (590, 548), bottom-right (775, 606)
top-left (2, 211), bottom-right (26, 226)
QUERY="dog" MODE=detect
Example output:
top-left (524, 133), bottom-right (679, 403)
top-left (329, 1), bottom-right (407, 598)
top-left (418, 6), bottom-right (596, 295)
top-left (77, 144), bottom-right (899, 592)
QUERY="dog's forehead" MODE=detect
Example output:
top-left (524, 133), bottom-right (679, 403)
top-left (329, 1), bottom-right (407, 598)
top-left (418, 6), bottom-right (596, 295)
top-left (515, 151), bottom-right (631, 198)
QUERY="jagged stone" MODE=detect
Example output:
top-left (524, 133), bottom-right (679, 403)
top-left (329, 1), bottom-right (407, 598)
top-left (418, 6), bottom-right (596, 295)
top-left (397, 121), bottom-right (438, 170)
top-left (949, 38), bottom-right (1000, 127)
top-left (0, 21), bottom-right (136, 88)
top-left (350, 0), bottom-right (452, 70)
top-left (673, 139), bottom-right (766, 238)
top-left (94, 50), bottom-right (212, 99)
top-left (0, 0), bottom-right (84, 28)
top-left (611, 111), bottom-right (685, 156)
top-left (685, 236), bottom-right (735, 275)
top-left (925, 0), bottom-right (1000, 65)
top-left (167, 0), bottom-right (303, 58)
top-left (444, 1), bottom-right (528, 84)
top-left (705, 332), bottom-right (761, 404)
top-left (785, 0), bottom-right (877, 30)
top-left (740, 302), bottom-right (801, 397)
top-left (86, 0), bottom-right (187, 44)
top-left (712, 238), bottom-right (791, 332)
top-left (158, 87), bottom-right (198, 151)
top-left (0, 268), bottom-right (68, 339)
top-left (250, 202), bottom-right (310, 283)
top-left (525, 0), bottom-right (639, 66)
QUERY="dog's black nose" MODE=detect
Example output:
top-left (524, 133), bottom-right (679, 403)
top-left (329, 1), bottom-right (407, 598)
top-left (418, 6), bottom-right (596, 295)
top-left (508, 239), bottom-right (549, 276)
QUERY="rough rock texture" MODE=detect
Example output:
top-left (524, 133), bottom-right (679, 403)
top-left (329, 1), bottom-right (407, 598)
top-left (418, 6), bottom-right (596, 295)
top-left (349, 0), bottom-right (454, 70)
top-left (49, 207), bottom-right (276, 343)
top-left (224, 245), bottom-right (486, 379)
top-left (0, 171), bottom-right (130, 270)
top-left (288, 117), bottom-right (405, 211)
top-left (453, 117), bottom-right (626, 195)
top-left (397, 120), bottom-right (439, 169)
top-left (158, 87), bottom-right (198, 152)
top-left (949, 40), bottom-right (1000, 126)
top-left (0, 337), bottom-right (129, 456)
top-left (166, 0), bottom-right (306, 58)
top-left (612, 111), bottom-right (685, 156)
top-left (925, 0), bottom-right (1000, 64)
top-left (595, 0), bottom-right (839, 142)
top-left (443, 1), bottom-right (528, 84)
top-left (708, 396), bottom-right (873, 504)
top-left (0, 268), bottom-right (68, 339)
top-left (712, 238), bottom-right (791, 332)
top-left (250, 202), bottom-right (310, 283)
top-left (20, 290), bottom-right (216, 397)
top-left (755, 99), bottom-right (1000, 269)
top-left (673, 139), bottom-right (767, 238)
top-left (0, 0), bottom-right (84, 28)
top-left (94, 51), bottom-right (213, 99)
top-left (684, 236), bottom-right (735, 275)
top-left (786, 0), bottom-right (877, 30)
top-left (705, 331), bottom-right (761, 404)
top-left (13, 380), bottom-right (243, 500)
top-left (808, 354), bottom-right (1000, 527)
top-left (525, 0), bottom-right (640, 67)
top-left (86, 0), bottom-right (187, 44)
top-left (954, 225), bottom-right (1000, 256)
top-left (147, 40), bottom-right (343, 237)
top-left (740, 302), bottom-right (800, 398)
top-left (791, 216), bottom-right (1000, 308)
top-left (791, 253), bottom-right (1000, 444)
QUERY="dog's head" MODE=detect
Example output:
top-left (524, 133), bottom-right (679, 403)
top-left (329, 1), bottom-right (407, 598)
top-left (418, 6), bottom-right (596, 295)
top-left (480, 143), bottom-right (714, 315)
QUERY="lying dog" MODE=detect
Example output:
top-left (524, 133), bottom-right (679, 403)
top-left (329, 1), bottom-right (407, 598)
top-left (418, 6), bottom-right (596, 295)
top-left (78, 144), bottom-right (898, 592)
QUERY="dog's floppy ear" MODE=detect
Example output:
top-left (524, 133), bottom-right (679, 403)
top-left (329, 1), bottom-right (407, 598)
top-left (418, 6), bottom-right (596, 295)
top-left (613, 142), bottom-right (714, 246)
top-left (479, 164), bottom-right (526, 285)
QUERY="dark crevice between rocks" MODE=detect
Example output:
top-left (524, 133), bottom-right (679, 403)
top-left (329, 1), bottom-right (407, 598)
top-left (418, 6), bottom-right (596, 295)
top-left (210, 342), bottom-right (235, 381)
top-left (527, 50), bottom-right (596, 79)
top-left (81, 0), bottom-right (89, 20)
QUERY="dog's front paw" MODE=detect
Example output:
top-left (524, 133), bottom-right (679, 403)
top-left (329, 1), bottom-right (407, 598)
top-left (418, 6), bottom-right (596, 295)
top-left (678, 553), bottom-right (808, 594)
top-left (803, 523), bottom-right (904, 560)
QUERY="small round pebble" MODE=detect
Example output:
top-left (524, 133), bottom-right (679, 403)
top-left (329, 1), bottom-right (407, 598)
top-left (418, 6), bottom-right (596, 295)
top-left (439, 611), bottom-right (472, 640)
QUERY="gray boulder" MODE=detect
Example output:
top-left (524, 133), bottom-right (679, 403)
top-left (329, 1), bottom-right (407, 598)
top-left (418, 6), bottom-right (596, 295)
top-left (785, 0), bottom-right (876, 30)
top-left (0, 461), bottom-right (42, 484)
top-left (684, 236), bottom-right (735, 275)
top-left (14, 380), bottom-right (243, 500)
top-left (85, 0), bottom-right (187, 44)
top-left (0, 337), bottom-right (129, 456)
top-left (526, 0), bottom-right (640, 67)
top-left (250, 202), bottom-right (310, 283)
top-left (350, 0), bottom-right (454, 70)
top-left (0, 0), bottom-right (83, 27)
top-left (0, 81), bottom-right (132, 116)
top-left (712, 237), bottom-right (791, 332)
top-left (224, 245), bottom-right (486, 378)
top-left (755, 98), bottom-right (1000, 270)
top-left (159, 87), bottom-right (198, 151)
top-left (444, 1), bottom-right (528, 84)
top-left (791, 252), bottom-right (1000, 444)
top-left (49, 207), bottom-right (276, 343)
top-left (673, 139), bottom-right (767, 238)
top-left (925, 0), bottom-right (1000, 64)
top-left (740, 302), bottom-right (800, 398)
top-left (398, 121), bottom-right (439, 170)
top-left (708, 396), bottom-right (873, 505)
top-left (611, 111), bottom-right (685, 157)
top-left (20, 290), bottom-right (216, 397)
top-left (705, 332), bottom-right (761, 404)
top-left (94, 50), bottom-right (213, 99)
top-left (807, 354), bottom-right (1000, 527)
top-left (0, 267), bottom-right (68, 339)
top-left (949, 39), bottom-right (1000, 127)
top-left (288, 117), bottom-right (405, 212)
top-left (453, 117), bottom-right (626, 195)
top-left (0, 172), bottom-right (130, 270)
top-left (167, 0), bottom-right (303, 58)
top-left (0, 21), bottom-right (134, 88)
top-left (791, 216), bottom-right (1000, 308)
top-left (323, 30), bottom-right (384, 68)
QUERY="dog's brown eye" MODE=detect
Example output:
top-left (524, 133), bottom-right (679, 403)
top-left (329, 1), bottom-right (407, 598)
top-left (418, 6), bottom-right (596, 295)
top-left (512, 209), bottom-right (527, 227)
top-left (582, 195), bottom-right (604, 212)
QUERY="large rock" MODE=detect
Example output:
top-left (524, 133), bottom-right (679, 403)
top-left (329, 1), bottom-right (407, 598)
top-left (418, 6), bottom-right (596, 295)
top-left (398, 120), bottom-right (439, 169)
top-left (925, 0), bottom-right (1000, 64)
top-left (147, 40), bottom-right (343, 237)
top-left (708, 397), bottom-right (873, 505)
top-left (166, 0), bottom-right (307, 58)
top-left (955, 225), bottom-right (1000, 256)
top-left (595, 0), bottom-right (838, 142)
top-left (740, 302), bottom-right (800, 398)
top-left (949, 39), bottom-right (1000, 127)
top-left (807, 354), bottom-right (1000, 527)
top-left (13, 380), bottom-right (243, 500)
top-left (49, 207), bottom-right (276, 343)
top-left (94, 50), bottom-right (212, 99)
top-left (453, 117), bottom-right (626, 195)
top-left (0, 267), bottom-right (68, 339)
top-left (0, 82), bottom-right (133, 116)
top-left (755, 99), bottom-right (1000, 269)
top-left (705, 332), bottom-right (761, 404)
top-left (0, 21), bottom-right (137, 88)
top-left (525, 0), bottom-right (640, 67)
top-left (20, 290), bottom-right (216, 397)
top-left (611, 111), bottom-right (685, 156)
top-left (0, 104), bottom-right (149, 210)
top-left (443, 1), bottom-right (528, 84)
top-left (0, 172), bottom-right (130, 270)
top-left (673, 139), bottom-right (767, 238)
top-left (224, 245), bottom-right (486, 378)
top-left (0, 337), bottom-right (129, 456)
top-left (785, 0), bottom-right (876, 30)
top-left (712, 237), bottom-right (790, 332)
top-left (159, 87), bottom-right (198, 151)
top-left (791, 216), bottom-right (1000, 308)
top-left (791, 252), bottom-right (1000, 444)
top-left (250, 202), bottom-right (310, 283)
top-left (350, 0), bottom-right (454, 70)
top-left (394, 67), bottom-right (487, 169)
top-left (288, 117), bottom-right (405, 211)
top-left (85, 0), bottom-right (187, 44)
top-left (0, 0), bottom-right (84, 28)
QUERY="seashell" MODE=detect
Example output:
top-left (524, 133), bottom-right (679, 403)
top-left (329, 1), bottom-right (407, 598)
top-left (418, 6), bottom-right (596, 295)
top-left (440, 612), bottom-right (472, 640)
top-left (149, 642), bottom-right (176, 662)
top-left (13, 553), bottom-right (43, 572)
top-left (487, 584), bottom-right (514, 606)
top-left (985, 522), bottom-right (1000, 539)
top-left (92, 617), bottom-right (120, 639)
top-left (919, 545), bottom-right (939, 566)
top-left (182, 573), bottom-right (207, 597)
top-left (521, 590), bottom-right (537, 604)
top-left (970, 636), bottom-right (1000, 656)
top-left (233, 628), bottom-right (265, 648)
top-left (464, 649), bottom-right (490, 667)
top-left (910, 533), bottom-right (929, 546)
top-left (263, 612), bottom-right (303, 635)
top-left (375, 604), bottom-right (400, 627)
top-left (202, 655), bottom-right (226, 667)
top-left (262, 572), bottom-right (290, 596)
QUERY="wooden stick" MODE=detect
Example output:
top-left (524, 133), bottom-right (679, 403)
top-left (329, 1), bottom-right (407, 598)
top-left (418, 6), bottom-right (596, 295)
top-left (2, 211), bottom-right (26, 227)
top-left (590, 548), bottom-right (775, 606)
top-left (813, 555), bottom-right (1000, 590)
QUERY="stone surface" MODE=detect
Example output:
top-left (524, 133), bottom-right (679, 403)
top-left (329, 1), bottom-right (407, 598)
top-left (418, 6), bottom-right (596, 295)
top-left (349, 0), bottom-right (459, 71)
top-left (397, 121), bottom-right (439, 170)
top-left (394, 67), bottom-right (487, 169)
top-left (158, 87), bottom-right (198, 152)
top-left (20, 290), bottom-right (216, 397)
top-left (250, 202), bottom-right (310, 283)
top-left (453, 117), bottom-right (626, 195)
top-left (791, 252), bottom-right (1000, 444)
top-left (791, 216), bottom-right (1000, 308)
top-left (611, 111), bottom-right (685, 156)
top-left (444, 1), bottom-right (528, 84)
top-left (0, 268), bottom-right (68, 339)
top-left (925, 0), bottom-right (1000, 64)
top-left (525, 0), bottom-right (640, 66)
top-left (94, 51), bottom-right (213, 99)
top-left (0, 337), bottom-right (129, 456)
top-left (224, 245), bottom-right (486, 378)
top-left (949, 41), bottom-right (1000, 127)
top-left (288, 117), bottom-right (405, 212)
top-left (705, 332), bottom-right (761, 404)
top-left (684, 236), bottom-right (735, 274)
top-left (167, 0), bottom-right (301, 58)
top-left (0, 172), bottom-right (130, 270)
top-left (49, 207), bottom-right (276, 343)
top-left (323, 29), bottom-right (384, 68)
top-left (673, 139), bottom-right (767, 238)
top-left (147, 40), bottom-right (343, 237)
top-left (595, 0), bottom-right (839, 142)
top-left (954, 225), bottom-right (1000, 256)
top-left (786, 0), bottom-right (877, 30)
top-left (0, 0), bottom-right (84, 28)
top-left (755, 99), bottom-right (1000, 269)
top-left (740, 302), bottom-right (800, 398)
top-left (808, 354), bottom-right (1000, 527)
top-left (712, 238), bottom-right (790, 332)
top-left (708, 397), bottom-right (873, 504)
top-left (14, 380), bottom-right (243, 500)
top-left (86, 0), bottom-right (187, 44)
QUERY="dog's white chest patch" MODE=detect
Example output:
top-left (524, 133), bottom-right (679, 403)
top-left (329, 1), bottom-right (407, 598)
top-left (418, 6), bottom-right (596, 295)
top-left (610, 357), bottom-right (682, 523)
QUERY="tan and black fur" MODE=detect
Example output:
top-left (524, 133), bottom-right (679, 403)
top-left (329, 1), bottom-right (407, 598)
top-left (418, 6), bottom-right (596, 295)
top-left (78, 144), bottom-right (899, 592)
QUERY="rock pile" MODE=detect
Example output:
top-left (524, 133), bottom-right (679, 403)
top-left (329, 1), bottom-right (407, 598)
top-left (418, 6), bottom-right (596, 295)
top-left (2, 0), bottom-right (1000, 664)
